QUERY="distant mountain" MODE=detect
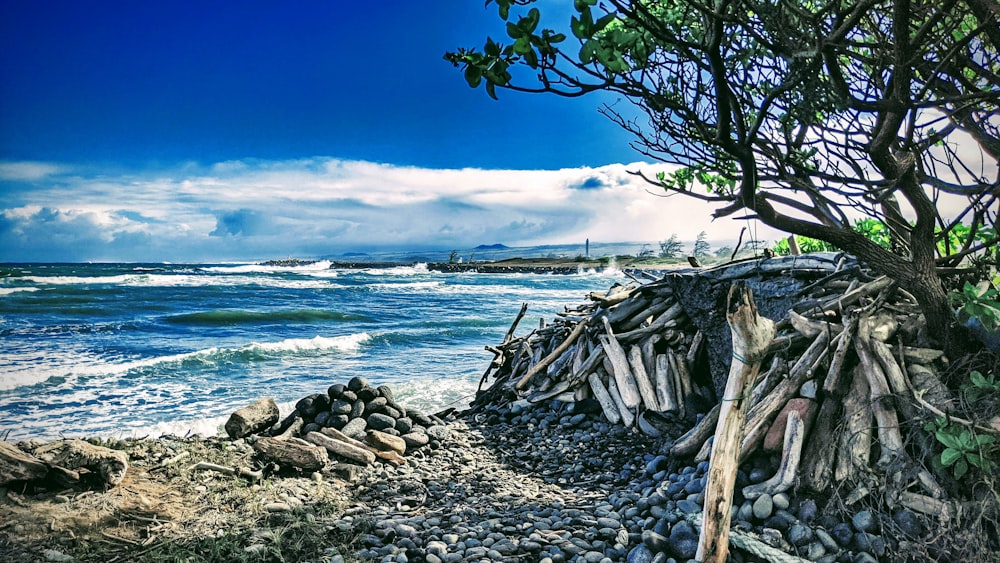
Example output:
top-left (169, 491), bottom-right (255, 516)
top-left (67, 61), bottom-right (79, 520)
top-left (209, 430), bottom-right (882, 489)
top-left (474, 244), bottom-right (509, 250)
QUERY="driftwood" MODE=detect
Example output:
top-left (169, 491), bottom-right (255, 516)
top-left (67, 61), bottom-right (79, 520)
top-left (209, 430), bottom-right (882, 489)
top-left (253, 435), bottom-right (330, 471)
top-left (588, 372), bottom-right (621, 425)
top-left (225, 397), bottom-right (280, 439)
top-left (698, 282), bottom-right (775, 563)
top-left (835, 366), bottom-right (872, 483)
top-left (189, 461), bottom-right (262, 481)
top-left (600, 318), bottom-right (642, 408)
top-left (0, 441), bottom-right (49, 484)
top-left (743, 410), bottom-right (805, 499)
top-left (304, 431), bottom-right (376, 465)
top-left (32, 440), bottom-right (129, 488)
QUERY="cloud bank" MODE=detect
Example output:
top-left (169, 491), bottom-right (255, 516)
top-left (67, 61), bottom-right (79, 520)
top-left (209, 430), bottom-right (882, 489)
top-left (0, 158), bottom-right (767, 262)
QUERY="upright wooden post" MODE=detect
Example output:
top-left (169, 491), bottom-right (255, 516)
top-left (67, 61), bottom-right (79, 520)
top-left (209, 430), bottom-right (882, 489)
top-left (697, 282), bottom-right (776, 563)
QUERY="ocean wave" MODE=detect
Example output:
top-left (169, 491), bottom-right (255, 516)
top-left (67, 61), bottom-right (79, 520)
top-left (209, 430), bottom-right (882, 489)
top-left (0, 287), bottom-right (40, 296)
top-left (0, 333), bottom-right (372, 391)
top-left (19, 273), bottom-right (335, 290)
top-left (369, 280), bottom-right (443, 292)
top-left (163, 309), bottom-right (374, 326)
top-left (355, 263), bottom-right (430, 276)
top-left (201, 260), bottom-right (335, 274)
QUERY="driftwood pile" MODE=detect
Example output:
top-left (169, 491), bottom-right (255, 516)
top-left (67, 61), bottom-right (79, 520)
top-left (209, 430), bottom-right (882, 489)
top-left (473, 253), bottom-right (996, 522)
top-left (222, 377), bottom-right (449, 475)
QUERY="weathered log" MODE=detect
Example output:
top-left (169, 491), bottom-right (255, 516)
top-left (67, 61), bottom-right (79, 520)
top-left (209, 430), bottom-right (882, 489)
top-left (0, 441), bottom-right (49, 485)
top-left (686, 330), bottom-right (704, 365)
top-left (588, 371), bottom-right (622, 425)
top-left (789, 310), bottom-right (842, 339)
top-left (628, 345), bottom-right (660, 412)
top-left (225, 397), bottom-right (280, 439)
top-left (698, 282), bottom-right (776, 563)
top-left (740, 330), bottom-right (831, 460)
top-left (600, 317), bottom-right (641, 408)
top-left (589, 285), bottom-right (639, 307)
top-left (606, 369), bottom-right (635, 428)
top-left (619, 296), bottom-right (676, 332)
top-left (854, 333), bottom-right (905, 465)
top-left (899, 491), bottom-right (957, 522)
top-left (814, 275), bottom-right (894, 314)
top-left (670, 403), bottom-right (720, 457)
top-left (835, 366), bottom-right (872, 483)
top-left (673, 350), bottom-right (696, 407)
top-left (615, 303), bottom-right (684, 342)
top-left (604, 294), bottom-right (653, 326)
top-left (743, 410), bottom-right (805, 499)
top-left (32, 440), bottom-right (129, 488)
top-left (272, 416), bottom-right (304, 440)
top-left (515, 320), bottom-right (589, 390)
top-left (366, 430), bottom-right (406, 455)
top-left (901, 346), bottom-right (945, 365)
top-left (304, 431), bottom-right (375, 465)
top-left (668, 351), bottom-right (687, 414)
top-left (799, 395), bottom-right (841, 493)
top-left (823, 315), bottom-right (858, 394)
top-left (654, 354), bottom-right (678, 413)
top-left (253, 435), bottom-right (330, 471)
top-left (189, 461), bottom-right (262, 481)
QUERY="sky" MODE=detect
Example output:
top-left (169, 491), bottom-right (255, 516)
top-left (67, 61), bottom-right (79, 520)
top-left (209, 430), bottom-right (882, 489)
top-left (0, 0), bottom-right (772, 262)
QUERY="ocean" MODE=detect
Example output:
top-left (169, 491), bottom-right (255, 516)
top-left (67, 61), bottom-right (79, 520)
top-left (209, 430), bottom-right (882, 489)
top-left (0, 261), bottom-right (624, 441)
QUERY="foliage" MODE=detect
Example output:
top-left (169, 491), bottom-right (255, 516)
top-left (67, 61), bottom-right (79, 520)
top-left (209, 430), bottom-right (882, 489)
top-left (447, 0), bottom-right (1000, 347)
top-left (923, 416), bottom-right (997, 480)
top-left (950, 281), bottom-right (1000, 331)
top-left (659, 233), bottom-right (682, 258)
top-left (692, 231), bottom-right (711, 258)
top-left (772, 235), bottom-right (837, 255)
top-left (714, 245), bottom-right (733, 259)
top-left (962, 370), bottom-right (1000, 403)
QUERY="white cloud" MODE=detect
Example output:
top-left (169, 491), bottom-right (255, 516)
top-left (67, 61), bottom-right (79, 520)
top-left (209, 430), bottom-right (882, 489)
top-left (0, 161), bottom-right (63, 181)
top-left (0, 157), bottom-right (783, 262)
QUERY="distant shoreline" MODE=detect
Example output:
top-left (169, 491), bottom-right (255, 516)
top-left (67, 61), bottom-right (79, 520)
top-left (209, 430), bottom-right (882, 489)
top-left (327, 256), bottom-right (688, 274)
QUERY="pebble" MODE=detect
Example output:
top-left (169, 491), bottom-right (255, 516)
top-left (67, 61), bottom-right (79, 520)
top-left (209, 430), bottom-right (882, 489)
top-left (852, 510), bottom-right (877, 533)
top-left (752, 493), bottom-right (774, 520)
top-left (667, 520), bottom-right (698, 560)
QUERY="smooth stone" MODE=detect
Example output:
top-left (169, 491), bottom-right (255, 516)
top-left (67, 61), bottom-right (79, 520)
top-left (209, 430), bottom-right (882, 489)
top-left (667, 520), bottom-right (697, 560)
top-left (797, 498), bottom-right (818, 523)
top-left (852, 532), bottom-right (886, 556)
top-left (406, 408), bottom-right (433, 426)
top-left (892, 509), bottom-right (923, 537)
top-left (752, 494), bottom-right (774, 520)
top-left (627, 544), bottom-right (655, 563)
top-left (401, 432), bottom-right (430, 448)
top-left (329, 399), bottom-right (353, 416)
top-left (367, 413), bottom-right (396, 431)
top-left (350, 399), bottom-right (366, 419)
top-left (395, 417), bottom-right (413, 434)
top-left (800, 379), bottom-right (819, 399)
top-left (342, 417), bottom-right (368, 439)
top-left (852, 510), bottom-right (877, 533)
top-left (642, 530), bottom-right (669, 553)
top-left (327, 383), bottom-right (347, 400)
top-left (854, 552), bottom-right (878, 563)
top-left (815, 528), bottom-right (839, 552)
top-left (676, 500), bottom-right (701, 514)
top-left (806, 541), bottom-right (826, 560)
top-left (646, 455), bottom-right (667, 475)
top-left (763, 398), bottom-right (817, 452)
top-left (347, 376), bottom-right (370, 392)
top-left (772, 492), bottom-right (790, 510)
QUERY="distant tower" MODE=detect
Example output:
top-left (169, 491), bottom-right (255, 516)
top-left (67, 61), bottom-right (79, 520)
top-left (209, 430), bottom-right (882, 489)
top-left (586, 238), bottom-right (590, 258)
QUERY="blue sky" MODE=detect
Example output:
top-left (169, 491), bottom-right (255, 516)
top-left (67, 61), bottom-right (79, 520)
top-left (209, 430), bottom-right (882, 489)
top-left (0, 1), bottom-right (760, 262)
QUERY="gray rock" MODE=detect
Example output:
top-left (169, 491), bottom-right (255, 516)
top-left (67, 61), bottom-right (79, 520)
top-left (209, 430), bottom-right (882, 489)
top-left (376, 384), bottom-right (395, 401)
top-left (350, 399), bottom-right (366, 419)
top-left (676, 500), bottom-right (701, 514)
top-left (367, 413), bottom-right (396, 431)
top-left (395, 417), bottom-right (413, 434)
top-left (772, 492), bottom-right (789, 510)
top-left (830, 523), bottom-right (853, 546)
top-left (752, 494), bottom-right (774, 520)
top-left (330, 399), bottom-right (353, 416)
top-left (797, 498), bottom-right (817, 523)
top-left (814, 528), bottom-right (839, 552)
top-left (892, 509), bottom-right (923, 538)
top-left (401, 432), bottom-right (430, 448)
top-left (348, 376), bottom-right (369, 392)
top-left (342, 417), bottom-right (368, 439)
top-left (799, 379), bottom-right (818, 399)
top-left (852, 510), bottom-right (877, 533)
top-left (426, 425), bottom-right (450, 441)
top-left (805, 541), bottom-right (826, 560)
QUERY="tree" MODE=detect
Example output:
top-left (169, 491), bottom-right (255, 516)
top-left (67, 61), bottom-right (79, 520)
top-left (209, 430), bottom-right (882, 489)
top-left (446, 0), bottom-right (1000, 352)
top-left (659, 233), bottom-right (683, 258)
top-left (693, 231), bottom-right (711, 258)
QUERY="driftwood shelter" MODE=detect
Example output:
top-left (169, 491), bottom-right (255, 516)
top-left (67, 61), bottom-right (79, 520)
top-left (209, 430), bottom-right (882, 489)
top-left (471, 252), bottom-right (999, 560)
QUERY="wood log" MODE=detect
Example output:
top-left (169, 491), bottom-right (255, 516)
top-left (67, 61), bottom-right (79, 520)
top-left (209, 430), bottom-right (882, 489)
top-left (0, 441), bottom-right (49, 484)
top-left (740, 330), bottom-right (831, 460)
top-left (189, 462), bottom-right (262, 481)
top-left (640, 335), bottom-right (659, 378)
top-left (670, 403), bottom-right (720, 457)
top-left (515, 320), bottom-right (589, 390)
top-left (789, 310), bottom-right (842, 339)
top-left (901, 346), bottom-right (945, 365)
top-left (606, 369), bottom-right (635, 427)
top-left (854, 333), bottom-right (905, 465)
top-left (600, 317), bottom-right (641, 408)
top-left (225, 397), bottom-right (280, 439)
top-left (697, 282), bottom-right (776, 563)
top-left (686, 330), bottom-right (704, 365)
top-left (32, 440), bottom-right (129, 488)
top-left (615, 303), bottom-right (684, 342)
top-left (654, 354), bottom-right (678, 413)
top-left (823, 315), bottom-right (858, 394)
top-left (571, 343), bottom-right (606, 381)
top-left (668, 351), bottom-right (687, 414)
top-left (799, 395), bottom-right (841, 493)
top-left (814, 275), bottom-right (894, 314)
top-left (835, 366), bottom-right (872, 483)
top-left (273, 416), bottom-right (304, 440)
top-left (303, 431), bottom-right (375, 465)
top-left (619, 296), bottom-right (676, 332)
top-left (589, 285), bottom-right (639, 308)
top-left (588, 371), bottom-right (622, 425)
top-left (743, 410), bottom-right (805, 499)
top-left (629, 345), bottom-right (660, 412)
top-left (604, 294), bottom-right (653, 326)
top-left (673, 350), bottom-right (696, 406)
top-left (899, 491), bottom-right (957, 522)
top-left (253, 435), bottom-right (330, 471)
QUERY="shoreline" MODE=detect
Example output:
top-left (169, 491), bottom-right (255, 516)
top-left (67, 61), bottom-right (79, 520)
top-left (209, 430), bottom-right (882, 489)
top-left (329, 257), bottom-right (689, 275)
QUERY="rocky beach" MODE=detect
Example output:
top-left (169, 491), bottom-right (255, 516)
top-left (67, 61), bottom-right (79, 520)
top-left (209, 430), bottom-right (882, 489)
top-left (2, 255), bottom-right (997, 562)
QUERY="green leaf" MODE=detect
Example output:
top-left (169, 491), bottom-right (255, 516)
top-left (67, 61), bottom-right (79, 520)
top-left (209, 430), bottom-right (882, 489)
top-left (506, 22), bottom-right (522, 39)
top-left (525, 7), bottom-right (540, 33)
top-left (954, 458), bottom-right (969, 479)
top-left (485, 80), bottom-right (498, 100)
top-left (941, 448), bottom-right (963, 467)
top-left (464, 65), bottom-right (483, 88)
top-left (936, 430), bottom-right (961, 449)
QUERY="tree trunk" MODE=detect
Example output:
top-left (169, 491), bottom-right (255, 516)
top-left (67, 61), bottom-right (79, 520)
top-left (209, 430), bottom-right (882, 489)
top-left (697, 282), bottom-right (776, 563)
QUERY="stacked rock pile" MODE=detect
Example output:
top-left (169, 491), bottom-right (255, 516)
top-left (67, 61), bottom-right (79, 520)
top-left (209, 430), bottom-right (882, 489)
top-left (290, 376), bottom-right (449, 452)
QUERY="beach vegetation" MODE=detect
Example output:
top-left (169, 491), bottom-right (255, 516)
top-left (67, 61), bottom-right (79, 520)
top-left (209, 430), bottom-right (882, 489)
top-left (446, 0), bottom-right (1000, 355)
